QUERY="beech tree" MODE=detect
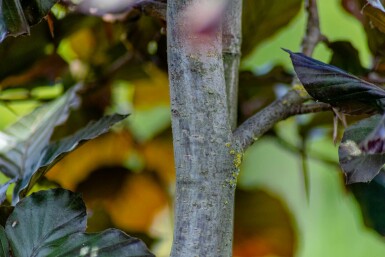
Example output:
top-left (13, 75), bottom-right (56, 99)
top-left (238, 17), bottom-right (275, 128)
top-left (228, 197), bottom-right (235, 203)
top-left (167, 0), bottom-right (318, 255)
top-left (3, 0), bottom-right (385, 256)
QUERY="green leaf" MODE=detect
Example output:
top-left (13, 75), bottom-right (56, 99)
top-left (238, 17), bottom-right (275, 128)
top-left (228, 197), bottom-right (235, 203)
top-left (5, 189), bottom-right (154, 257)
top-left (15, 114), bottom-right (128, 202)
top-left (0, 0), bottom-right (58, 43)
top-left (339, 115), bottom-right (385, 183)
top-left (285, 49), bottom-right (385, 115)
top-left (0, 225), bottom-right (9, 257)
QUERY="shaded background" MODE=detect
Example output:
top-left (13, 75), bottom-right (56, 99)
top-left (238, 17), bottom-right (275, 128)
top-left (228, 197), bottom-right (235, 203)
top-left (1, 0), bottom-right (385, 256)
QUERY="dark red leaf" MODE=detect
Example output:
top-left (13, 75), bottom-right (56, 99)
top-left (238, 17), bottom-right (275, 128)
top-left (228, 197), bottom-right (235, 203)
top-left (285, 48), bottom-right (385, 115)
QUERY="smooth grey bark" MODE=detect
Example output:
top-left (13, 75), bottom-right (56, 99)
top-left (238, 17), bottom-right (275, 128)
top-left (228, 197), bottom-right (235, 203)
top-left (167, 0), bottom-right (241, 256)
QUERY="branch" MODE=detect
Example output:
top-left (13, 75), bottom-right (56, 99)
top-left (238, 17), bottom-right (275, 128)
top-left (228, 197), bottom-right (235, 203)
top-left (233, 0), bottom-right (325, 151)
top-left (233, 90), bottom-right (308, 150)
top-left (222, 0), bottom-right (242, 130)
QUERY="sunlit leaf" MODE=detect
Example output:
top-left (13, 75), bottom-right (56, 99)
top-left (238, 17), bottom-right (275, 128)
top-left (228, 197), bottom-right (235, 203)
top-left (339, 115), bottom-right (385, 183)
top-left (0, 85), bottom-right (80, 179)
top-left (5, 188), bottom-right (154, 257)
top-left (285, 49), bottom-right (385, 114)
top-left (0, 84), bottom-right (128, 204)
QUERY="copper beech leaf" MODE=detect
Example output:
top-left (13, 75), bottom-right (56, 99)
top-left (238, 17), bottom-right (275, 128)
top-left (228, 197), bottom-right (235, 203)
top-left (284, 48), bottom-right (385, 115)
top-left (0, 0), bottom-right (58, 43)
top-left (339, 115), bottom-right (385, 183)
top-left (14, 114), bottom-right (128, 203)
top-left (285, 49), bottom-right (385, 183)
top-left (363, 0), bottom-right (385, 34)
top-left (4, 189), bottom-right (154, 257)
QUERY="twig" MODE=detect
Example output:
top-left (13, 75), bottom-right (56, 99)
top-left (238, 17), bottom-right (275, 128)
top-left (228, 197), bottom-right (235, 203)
top-left (300, 136), bottom-right (310, 202)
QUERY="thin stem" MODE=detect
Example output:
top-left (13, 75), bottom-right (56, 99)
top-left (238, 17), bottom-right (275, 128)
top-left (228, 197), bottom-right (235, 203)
top-left (300, 135), bottom-right (310, 203)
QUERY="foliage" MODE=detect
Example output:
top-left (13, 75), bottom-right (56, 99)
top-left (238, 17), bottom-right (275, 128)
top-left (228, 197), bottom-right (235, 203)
top-left (287, 49), bottom-right (385, 183)
top-left (0, 82), bottom-right (150, 255)
top-left (1, 188), bottom-right (153, 257)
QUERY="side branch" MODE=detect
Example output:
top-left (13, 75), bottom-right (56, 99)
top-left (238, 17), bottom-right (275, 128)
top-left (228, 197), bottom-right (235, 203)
top-left (233, 90), bottom-right (310, 150)
top-left (233, 96), bottom-right (332, 151)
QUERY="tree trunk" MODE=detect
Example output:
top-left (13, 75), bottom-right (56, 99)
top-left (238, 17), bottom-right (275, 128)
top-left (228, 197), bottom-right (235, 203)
top-left (167, 0), bottom-right (241, 256)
